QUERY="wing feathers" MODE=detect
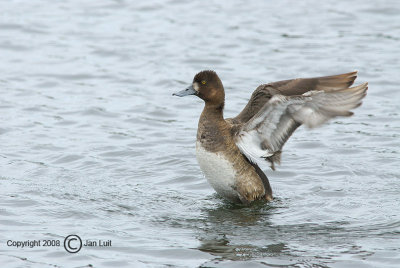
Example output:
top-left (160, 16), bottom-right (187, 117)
top-left (298, 82), bottom-right (367, 128)
top-left (235, 81), bottom-right (368, 169)
top-left (230, 71), bottom-right (359, 124)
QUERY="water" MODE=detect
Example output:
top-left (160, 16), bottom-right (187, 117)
top-left (0, 0), bottom-right (399, 267)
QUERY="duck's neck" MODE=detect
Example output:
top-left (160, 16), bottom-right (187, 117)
top-left (203, 102), bottom-right (224, 121)
top-left (197, 102), bottom-right (227, 152)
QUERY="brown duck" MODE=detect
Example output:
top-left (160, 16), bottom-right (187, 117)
top-left (173, 70), bottom-right (367, 204)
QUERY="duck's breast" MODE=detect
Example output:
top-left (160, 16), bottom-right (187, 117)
top-left (195, 141), bottom-right (240, 202)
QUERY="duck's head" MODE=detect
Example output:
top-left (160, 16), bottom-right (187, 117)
top-left (173, 70), bottom-right (225, 106)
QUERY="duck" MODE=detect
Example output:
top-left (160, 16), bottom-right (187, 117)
top-left (173, 70), bottom-right (367, 204)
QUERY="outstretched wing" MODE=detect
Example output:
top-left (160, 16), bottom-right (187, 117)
top-left (235, 82), bottom-right (368, 170)
top-left (230, 71), bottom-right (358, 124)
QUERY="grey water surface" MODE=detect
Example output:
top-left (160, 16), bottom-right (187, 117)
top-left (0, 0), bottom-right (399, 267)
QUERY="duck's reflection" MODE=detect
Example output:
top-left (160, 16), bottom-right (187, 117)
top-left (196, 197), bottom-right (290, 261)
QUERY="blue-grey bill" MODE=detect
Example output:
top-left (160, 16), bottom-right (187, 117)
top-left (173, 85), bottom-right (196, 97)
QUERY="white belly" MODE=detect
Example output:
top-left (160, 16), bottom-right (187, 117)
top-left (195, 142), bottom-right (239, 201)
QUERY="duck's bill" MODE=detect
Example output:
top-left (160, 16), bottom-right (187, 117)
top-left (172, 85), bottom-right (196, 97)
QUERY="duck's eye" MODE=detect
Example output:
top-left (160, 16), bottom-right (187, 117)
top-left (201, 80), bottom-right (206, 85)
